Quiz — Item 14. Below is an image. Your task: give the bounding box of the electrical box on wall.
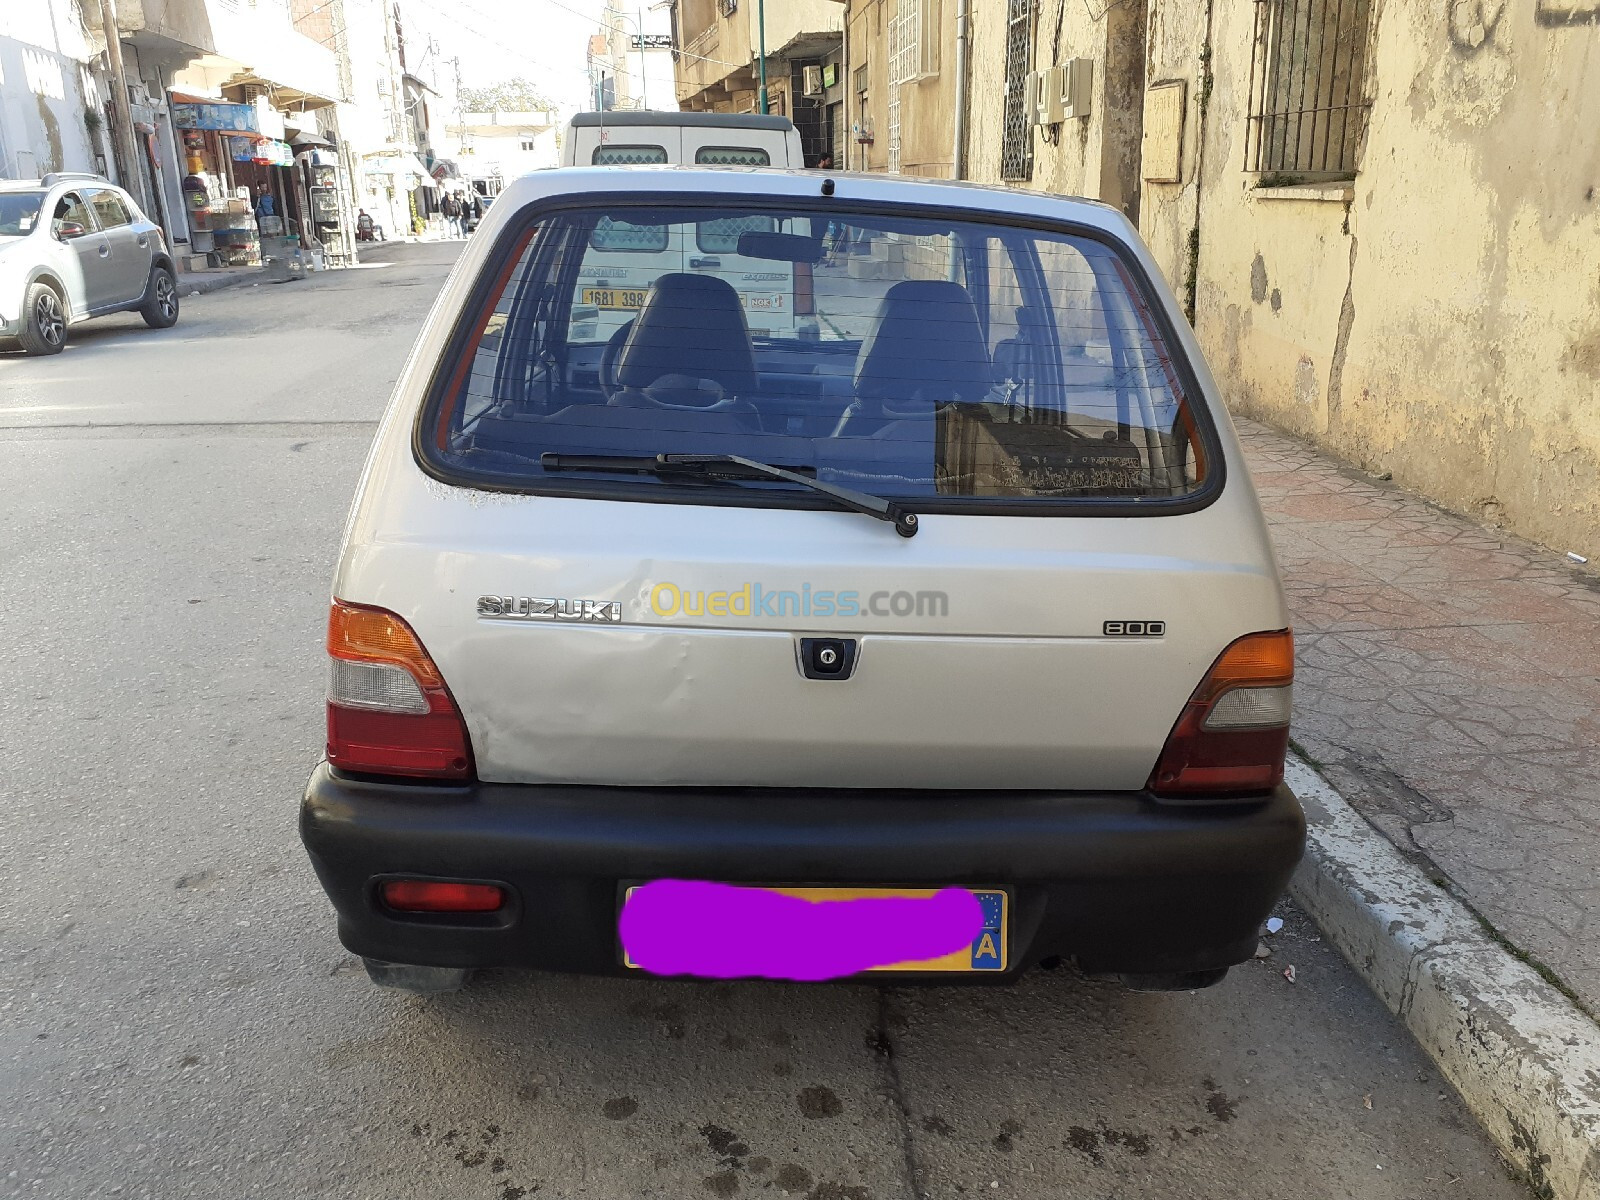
[1025,72,1050,125]
[1060,58,1093,119]
[1038,67,1066,124]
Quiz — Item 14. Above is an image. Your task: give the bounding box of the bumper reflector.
[380,880,505,913]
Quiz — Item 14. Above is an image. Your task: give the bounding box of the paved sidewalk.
[1238,418,1600,1016]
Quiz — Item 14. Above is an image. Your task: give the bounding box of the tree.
[458,77,554,114]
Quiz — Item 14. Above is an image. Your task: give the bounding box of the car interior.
[439,206,1205,500]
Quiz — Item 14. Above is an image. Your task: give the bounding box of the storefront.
[361,152,438,242]
[168,97,340,267]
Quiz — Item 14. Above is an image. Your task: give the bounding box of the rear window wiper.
[541,452,919,537]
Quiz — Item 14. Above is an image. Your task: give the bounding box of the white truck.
[562,111,812,344]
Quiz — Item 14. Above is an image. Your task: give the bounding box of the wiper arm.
[540,452,919,538]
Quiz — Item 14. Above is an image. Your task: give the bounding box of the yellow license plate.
[582,287,648,310]
[621,885,1007,974]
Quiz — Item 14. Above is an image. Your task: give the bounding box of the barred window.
[592,144,670,165]
[694,146,772,165]
[1000,0,1034,182]
[1244,0,1374,179]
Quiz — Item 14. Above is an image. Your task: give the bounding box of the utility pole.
[94,0,149,213]
[757,0,769,114]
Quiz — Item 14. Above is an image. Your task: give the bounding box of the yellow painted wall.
[1140,0,1600,553]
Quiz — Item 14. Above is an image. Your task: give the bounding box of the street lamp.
[604,8,653,110]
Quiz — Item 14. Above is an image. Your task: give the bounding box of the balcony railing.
[684,23,720,64]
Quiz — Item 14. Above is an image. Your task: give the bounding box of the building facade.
[672,0,842,164]
[0,0,108,182]
[589,0,678,113]
[779,0,1600,554]
[449,111,558,193]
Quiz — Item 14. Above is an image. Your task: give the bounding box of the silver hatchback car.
[301,167,1304,995]
[0,173,179,355]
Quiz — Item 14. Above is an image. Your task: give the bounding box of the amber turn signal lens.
[1208,629,1293,685]
[328,600,443,687]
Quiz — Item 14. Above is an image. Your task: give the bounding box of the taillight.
[326,600,473,780]
[380,880,505,913]
[1149,630,1293,798]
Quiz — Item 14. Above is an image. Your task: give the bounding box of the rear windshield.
[0,191,46,237]
[422,199,1215,509]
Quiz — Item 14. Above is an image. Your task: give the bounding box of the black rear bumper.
[300,764,1305,979]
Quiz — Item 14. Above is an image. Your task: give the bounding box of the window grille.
[1244,0,1374,179]
[886,1,920,172]
[1000,0,1034,182]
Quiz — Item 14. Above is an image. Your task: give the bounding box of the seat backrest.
[616,273,759,395]
[853,279,993,404]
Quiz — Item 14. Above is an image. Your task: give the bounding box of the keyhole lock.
[798,638,858,680]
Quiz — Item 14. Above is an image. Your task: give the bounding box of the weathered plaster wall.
[0,0,100,179]
[964,0,1143,209]
[1138,0,1209,309]
[1151,0,1600,553]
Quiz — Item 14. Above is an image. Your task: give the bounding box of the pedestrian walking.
[441,191,462,238]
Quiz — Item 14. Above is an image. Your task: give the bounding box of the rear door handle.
[689,257,722,270]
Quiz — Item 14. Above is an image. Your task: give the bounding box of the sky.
[406,0,623,116]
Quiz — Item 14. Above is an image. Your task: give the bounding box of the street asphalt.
[0,241,1534,1199]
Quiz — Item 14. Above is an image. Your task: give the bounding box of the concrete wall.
[0,0,101,179]
[1140,0,1600,554]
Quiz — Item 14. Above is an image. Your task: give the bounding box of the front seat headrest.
[854,279,993,403]
[616,273,759,396]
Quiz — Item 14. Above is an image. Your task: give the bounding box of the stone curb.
[179,269,261,297]
[1286,756,1600,1200]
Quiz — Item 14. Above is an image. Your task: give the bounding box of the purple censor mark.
[619,880,986,981]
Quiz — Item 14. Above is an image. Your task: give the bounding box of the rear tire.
[17,282,66,355]
[140,265,180,329]
[1119,968,1230,992]
[362,957,472,994]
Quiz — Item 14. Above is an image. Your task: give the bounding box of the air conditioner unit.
[802,65,824,96]
[1060,57,1094,119]
[241,84,268,103]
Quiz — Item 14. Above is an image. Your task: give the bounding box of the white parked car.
[300,166,1304,994]
[0,173,179,356]
[563,112,811,345]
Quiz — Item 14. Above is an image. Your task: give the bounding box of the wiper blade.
[540,452,919,538]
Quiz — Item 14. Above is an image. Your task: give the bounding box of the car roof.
[504,165,1128,237]
[0,175,117,194]
[567,111,793,131]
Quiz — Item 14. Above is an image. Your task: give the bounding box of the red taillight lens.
[326,600,473,780]
[1150,630,1294,798]
[380,880,505,913]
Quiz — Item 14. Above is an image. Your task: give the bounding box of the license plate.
[582,287,648,310]
[621,885,1008,974]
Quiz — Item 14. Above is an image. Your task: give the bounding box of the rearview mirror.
[736,231,824,264]
[56,221,88,240]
